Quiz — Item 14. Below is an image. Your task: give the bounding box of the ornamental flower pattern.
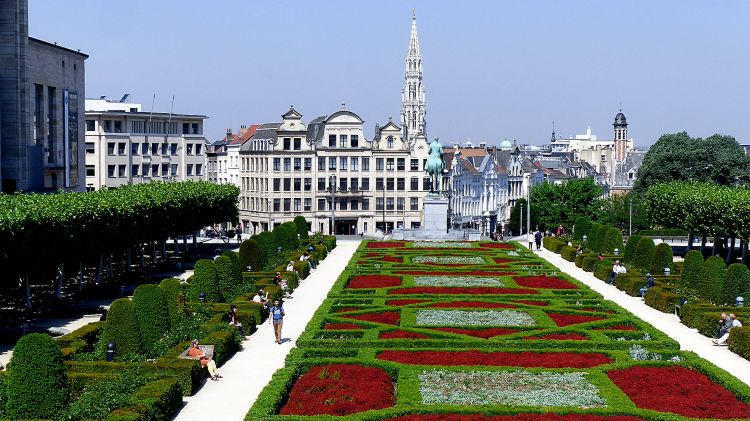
[416,309,536,327]
[412,241,474,248]
[412,256,486,265]
[414,276,505,287]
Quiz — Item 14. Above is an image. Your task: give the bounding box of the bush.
[273,222,299,250]
[187,259,221,302]
[650,242,674,275]
[594,262,613,281]
[729,326,750,360]
[602,227,624,254]
[644,286,679,313]
[575,253,588,268]
[63,367,147,420]
[293,216,309,240]
[722,263,750,306]
[215,255,243,302]
[614,272,648,296]
[5,333,69,419]
[588,223,603,252]
[107,377,183,420]
[57,320,105,359]
[294,260,311,280]
[160,278,185,327]
[132,284,170,356]
[681,250,705,297]
[699,256,726,304]
[239,239,262,272]
[582,256,598,272]
[573,217,592,241]
[253,231,278,269]
[542,237,565,253]
[623,234,642,264]
[560,246,577,261]
[101,298,142,359]
[633,237,656,272]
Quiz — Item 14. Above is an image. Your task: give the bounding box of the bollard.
[106,342,116,362]
[738,296,745,307]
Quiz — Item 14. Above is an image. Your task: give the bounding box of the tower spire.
[400,11,426,143]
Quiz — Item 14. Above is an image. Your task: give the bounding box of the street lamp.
[519,203,524,236]
[382,181,386,234]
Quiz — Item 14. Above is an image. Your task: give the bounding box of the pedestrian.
[556,224,565,237]
[269,300,285,344]
[527,232,534,250]
[236,224,242,243]
[534,229,542,251]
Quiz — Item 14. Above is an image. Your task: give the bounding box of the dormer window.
[387,136,394,149]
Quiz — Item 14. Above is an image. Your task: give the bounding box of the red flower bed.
[396,270,514,276]
[514,275,579,290]
[377,350,612,368]
[382,255,403,263]
[279,364,395,416]
[493,257,514,264]
[367,241,405,248]
[362,252,379,258]
[608,366,750,419]
[379,330,430,339]
[513,300,549,306]
[386,415,643,421]
[386,299,429,306]
[422,262,473,267]
[430,327,518,339]
[548,313,605,327]
[428,301,516,309]
[596,324,637,331]
[389,287,539,295]
[479,243,515,249]
[348,275,402,289]
[343,311,400,325]
[324,323,363,330]
[524,333,588,341]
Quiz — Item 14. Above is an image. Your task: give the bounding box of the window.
[103,120,112,132]
[131,165,139,177]
[283,138,291,150]
[376,177,384,190]
[86,165,95,177]
[196,164,203,175]
[294,198,301,211]
[351,134,359,147]
[411,177,419,190]
[119,165,126,178]
[85,142,95,155]
[171,164,178,176]
[195,144,202,155]
[376,197,384,211]
[183,123,190,134]
[318,157,326,170]
[304,198,311,211]
[600,154,607,162]
[185,164,192,176]
[387,136,394,149]
[107,143,115,155]
[397,178,405,191]
[318,198,326,211]
[283,198,291,211]
[411,159,419,171]
[161,143,168,155]
[141,143,148,155]
[284,158,291,171]
[107,165,115,178]
[340,134,347,148]
[273,158,281,171]
[361,178,370,190]
[294,158,301,171]
[386,158,394,171]
[114,121,122,133]
[152,164,159,177]
[376,158,384,171]
[628,171,634,180]
[397,158,405,171]
[304,178,312,191]
[329,157,337,170]
[283,178,291,191]
[339,178,348,191]
[273,199,281,212]
[131,120,145,133]
[328,134,336,148]
[362,157,370,171]
[351,157,359,171]
[131,143,140,155]
[171,143,178,155]
[339,198,348,210]
[351,199,359,210]
[362,199,370,210]
[340,157,348,170]
[318,178,326,190]
[351,178,359,191]
[118,143,126,155]
[85,120,95,131]
[410,197,419,210]
[152,143,159,155]
[304,158,312,171]
[294,138,301,150]
[397,197,405,211]
[423,177,431,190]
[293,178,301,191]
[386,197,394,210]
[273,179,281,192]
[386,178,394,191]
[187,144,193,155]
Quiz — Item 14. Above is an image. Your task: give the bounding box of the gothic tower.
[400,12,426,144]
[613,110,628,162]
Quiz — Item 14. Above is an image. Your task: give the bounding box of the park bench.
[178,344,214,361]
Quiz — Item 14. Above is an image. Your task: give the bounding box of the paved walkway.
[173,238,361,421]
[529,244,750,387]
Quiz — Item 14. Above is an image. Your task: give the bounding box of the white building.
[84,97,208,190]
[400,13,427,143]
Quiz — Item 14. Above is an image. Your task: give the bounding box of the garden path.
[173,238,361,421]
[530,244,750,387]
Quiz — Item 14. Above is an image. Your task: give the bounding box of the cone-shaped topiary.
[603,227,624,254]
[5,333,69,419]
[187,259,221,302]
[159,278,185,327]
[699,256,726,304]
[101,298,142,358]
[273,222,299,250]
[588,223,603,253]
[132,284,170,356]
[573,217,592,241]
[722,263,750,306]
[680,250,704,297]
[293,216,309,239]
[633,237,655,272]
[238,239,262,272]
[215,255,243,302]
[623,235,642,264]
[650,242,675,275]
[252,231,278,269]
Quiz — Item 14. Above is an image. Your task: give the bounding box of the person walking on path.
[556,224,566,237]
[534,229,542,250]
[269,300,285,344]
[527,232,534,250]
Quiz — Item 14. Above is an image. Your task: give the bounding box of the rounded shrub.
[650,242,675,275]
[159,278,185,327]
[252,231,278,268]
[132,284,170,356]
[293,216,309,240]
[101,298,142,358]
[573,217,592,241]
[722,263,750,306]
[588,223,603,252]
[699,256,726,304]
[187,259,221,302]
[5,333,69,419]
[633,237,656,272]
[238,239,262,272]
[623,235,642,264]
[603,227,624,254]
[273,222,299,250]
[560,246,577,262]
[582,256,598,272]
[680,250,704,295]
[575,253,588,268]
[215,255,243,302]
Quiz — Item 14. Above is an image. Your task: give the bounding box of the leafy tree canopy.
[529,178,604,231]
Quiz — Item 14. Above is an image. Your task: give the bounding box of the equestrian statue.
[425,137,445,194]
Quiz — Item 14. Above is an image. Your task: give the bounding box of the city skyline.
[29,0,750,147]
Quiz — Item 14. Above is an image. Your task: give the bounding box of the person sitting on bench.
[608,260,626,284]
[188,339,221,381]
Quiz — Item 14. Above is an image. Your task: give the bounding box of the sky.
[30,1,750,148]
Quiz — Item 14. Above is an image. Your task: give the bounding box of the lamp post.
[382,182,386,233]
[329,174,337,235]
[629,196,632,236]
[526,175,532,237]
[519,203,524,237]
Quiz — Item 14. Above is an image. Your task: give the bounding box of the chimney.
[226,128,232,140]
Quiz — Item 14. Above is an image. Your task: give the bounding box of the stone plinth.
[422,195,448,237]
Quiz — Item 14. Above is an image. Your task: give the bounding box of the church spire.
[400,11,426,143]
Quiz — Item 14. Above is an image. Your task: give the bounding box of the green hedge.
[602,227,623,255]
[542,237,565,253]
[101,298,142,359]
[729,327,750,360]
[215,254,243,302]
[594,262,613,281]
[681,250,704,296]
[723,263,750,306]
[239,239,262,272]
[253,231,278,269]
[560,246,577,261]
[575,253,587,268]
[581,256,598,272]
[573,217,592,241]
[651,242,674,275]
[633,237,655,272]
[293,216,309,240]
[133,284,170,357]
[294,260,311,280]
[614,272,648,296]
[273,222,299,251]
[188,259,221,302]
[622,234,642,264]
[160,278,185,327]
[644,286,679,313]
[588,223,603,253]
[106,377,183,421]
[57,320,105,359]
[699,256,726,304]
[5,333,69,419]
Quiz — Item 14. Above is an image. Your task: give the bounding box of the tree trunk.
[23,274,31,309]
[152,242,157,264]
[687,232,694,251]
[742,240,749,266]
[193,232,197,247]
[139,245,145,270]
[95,254,103,286]
[726,237,735,264]
[107,254,114,278]
[183,234,189,252]
[712,236,720,256]
[127,247,132,272]
[55,263,64,300]
[78,262,84,292]
[700,234,707,256]
[161,239,168,260]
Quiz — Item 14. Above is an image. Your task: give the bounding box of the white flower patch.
[412,256,485,265]
[419,370,605,407]
[413,276,504,287]
[412,241,473,248]
[416,310,536,327]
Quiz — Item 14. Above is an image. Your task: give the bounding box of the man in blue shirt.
[269,300,285,344]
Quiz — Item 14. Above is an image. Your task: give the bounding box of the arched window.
[387,136,394,149]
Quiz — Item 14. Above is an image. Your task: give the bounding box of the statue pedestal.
[422,195,449,237]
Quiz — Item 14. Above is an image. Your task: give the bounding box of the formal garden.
[247,240,750,420]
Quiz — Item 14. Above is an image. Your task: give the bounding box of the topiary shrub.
[294,260,310,280]
[238,239,262,273]
[187,259,221,302]
[575,253,588,268]
[215,255,243,302]
[252,231,278,269]
[132,284,170,356]
[5,333,69,419]
[560,246,577,262]
[594,263,614,281]
[650,242,675,276]
[680,250,704,297]
[573,217,592,241]
[582,256,598,272]
[588,223,603,252]
[293,216,309,240]
[722,263,750,306]
[602,227,624,255]
[644,286,680,313]
[623,234,642,264]
[273,222,299,250]
[633,237,655,272]
[728,326,750,360]
[100,298,142,359]
[159,278,185,327]
[699,256,726,304]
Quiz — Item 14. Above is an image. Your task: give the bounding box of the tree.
[508,198,537,235]
[573,217,592,241]
[187,259,221,302]
[597,192,650,233]
[215,254,243,302]
[529,178,605,231]
[722,263,750,306]
[159,278,185,327]
[603,227,624,254]
[293,216,309,240]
